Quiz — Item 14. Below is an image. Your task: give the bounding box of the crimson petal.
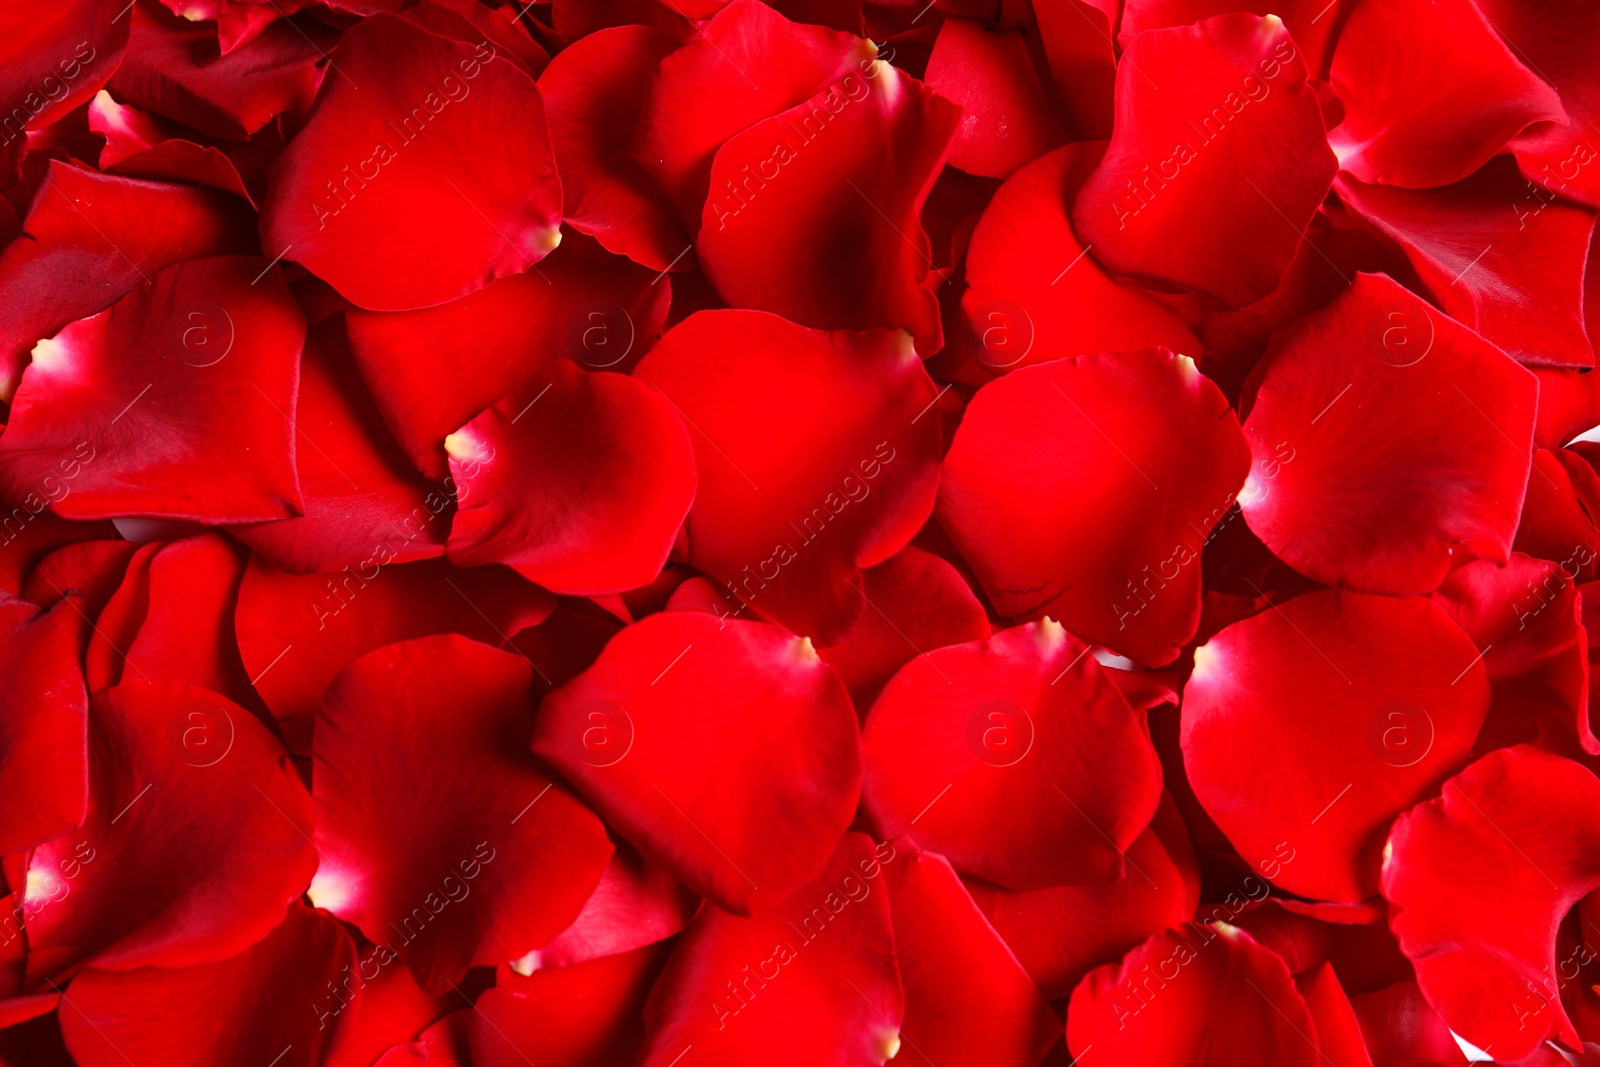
[518,842,698,971]
[534,611,861,914]
[923,18,1067,179]
[311,634,613,993]
[0,595,87,856]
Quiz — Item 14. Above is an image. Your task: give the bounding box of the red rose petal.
[444,359,695,596]
[1183,589,1489,902]
[1073,14,1337,307]
[19,539,137,621]
[233,555,554,751]
[0,161,254,400]
[1230,899,1414,996]
[344,231,671,478]
[402,0,550,78]
[472,942,671,1067]
[883,843,1059,1067]
[1298,962,1376,1067]
[960,143,1200,376]
[964,827,1190,999]
[1030,0,1115,140]
[310,634,614,993]
[632,310,942,644]
[861,620,1163,890]
[1328,0,1566,189]
[534,611,861,914]
[1516,449,1600,583]
[519,842,698,971]
[232,319,451,574]
[923,17,1067,179]
[0,254,305,524]
[58,904,354,1067]
[631,0,875,225]
[696,59,957,351]
[260,13,562,311]
[637,832,904,1067]
[1067,924,1321,1067]
[1239,272,1538,595]
[938,349,1249,666]
[818,544,990,714]
[1119,0,1341,75]
[24,682,316,977]
[0,595,88,856]
[1336,161,1596,370]
[1383,745,1600,1061]
[0,1,128,145]
[107,1,329,141]
[538,25,689,271]
[1349,981,1469,1067]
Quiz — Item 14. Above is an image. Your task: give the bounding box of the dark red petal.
[538,26,689,271]
[883,843,1059,1067]
[1432,553,1593,755]
[637,832,905,1067]
[923,18,1067,179]
[0,513,117,597]
[1328,0,1566,189]
[25,682,316,976]
[1183,589,1489,902]
[1067,924,1321,1067]
[534,611,861,914]
[1348,981,1469,1067]
[1073,14,1337,307]
[517,842,698,971]
[938,349,1249,666]
[631,0,875,224]
[444,360,695,596]
[1516,449,1600,584]
[1030,0,1115,140]
[696,59,957,352]
[0,1,127,139]
[234,555,554,751]
[1239,272,1538,595]
[472,942,671,1067]
[0,161,254,400]
[19,540,137,621]
[344,231,671,478]
[311,634,613,993]
[960,143,1200,376]
[260,14,562,311]
[861,620,1163,890]
[58,904,354,1067]
[1230,899,1414,996]
[1298,963,1375,1067]
[632,310,942,644]
[0,595,87,856]
[819,545,990,714]
[372,1014,471,1067]
[1119,0,1342,75]
[0,254,305,523]
[107,1,329,140]
[402,0,550,78]
[231,320,450,574]
[965,827,1190,999]
[1336,162,1596,369]
[321,941,456,1067]
[1384,745,1600,1061]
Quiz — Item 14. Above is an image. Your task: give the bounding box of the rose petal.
[0,594,88,856]
[1073,14,1337,307]
[1183,589,1489,902]
[534,611,861,914]
[1119,0,1342,75]
[1298,963,1376,1067]
[0,0,128,147]
[520,841,698,971]
[861,619,1163,890]
[1348,981,1469,1067]
[311,634,614,993]
[632,310,941,644]
[260,13,562,311]
[924,17,1067,179]
[938,348,1248,666]
[1238,272,1538,595]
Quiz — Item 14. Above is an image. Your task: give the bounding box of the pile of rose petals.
[4,0,1600,1064]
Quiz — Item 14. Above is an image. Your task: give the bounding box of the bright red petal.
[923,18,1067,179]
[519,842,698,971]
[0,595,88,856]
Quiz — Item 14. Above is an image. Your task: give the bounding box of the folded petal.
[1383,745,1600,1061]
[637,832,905,1067]
[1336,161,1596,370]
[960,143,1200,376]
[697,59,957,351]
[862,620,1163,890]
[1073,14,1337,307]
[632,310,942,644]
[261,13,562,311]
[0,595,88,856]
[938,349,1248,666]
[534,611,861,914]
[1067,923,1321,1067]
[1183,589,1489,902]
[0,254,305,523]
[311,634,614,993]
[1239,272,1538,595]
[0,161,254,400]
[24,682,316,977]
[444,360,695,596]
[517,842,698,971]
[924,18,1067,179]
